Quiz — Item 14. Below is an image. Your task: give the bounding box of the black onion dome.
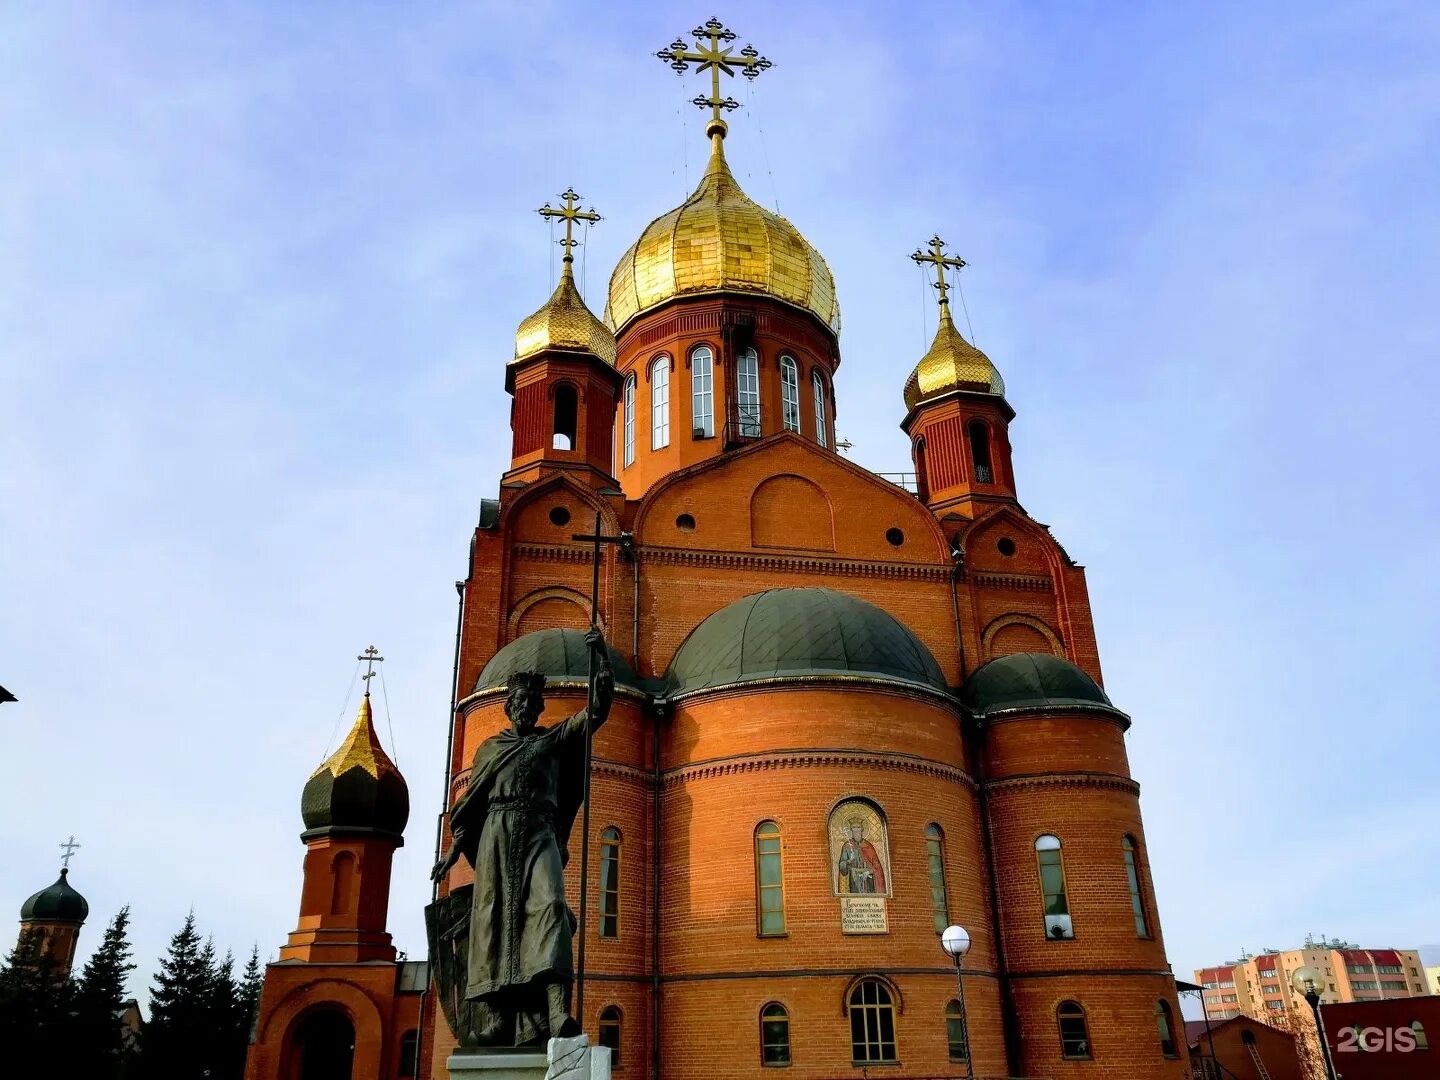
[20,868,89,925]
[301,696,409,838]
[474,628,639,694]
[961,652,1128,721]
[665,587,949,697]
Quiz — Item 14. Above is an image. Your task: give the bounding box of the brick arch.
[841,973,905,1015]
[507,585,596,639]
[259,978,385,1080]
[750,473,835,550]
[981,613,1063,658]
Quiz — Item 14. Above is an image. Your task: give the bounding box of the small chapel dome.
[961,652,1127,722]
[473,628,640,695]
[903,305,1006,412]
[665,587,948,698]
[20,868,89,926]
[604,135,841,338]
[513,264,618,368]
[301,696,409,838]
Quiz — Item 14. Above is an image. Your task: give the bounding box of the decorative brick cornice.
[511,543,593,564]
[983,772,1141,797]
[664,749,977,791]
[970,571,1053,592]
[638,546,951,582]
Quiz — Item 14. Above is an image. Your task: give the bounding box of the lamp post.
[1291,965,1338,1080]
[941,925,973,1077]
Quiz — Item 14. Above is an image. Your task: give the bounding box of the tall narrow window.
[1035,834,1073,938]
[812,371,828,447]
[330,852,356,916]
[650,357,670,449]
[780,356,800,432]
[598,1006,621,1066]
[737,347,761,437]
[398,1029,418,1077]
[925,824,949,932]
[760,1002,791,1066]
[945,999,968,1061]
[599,827,621,938]
[691,346,714,438]
[848,979,897,1064]
[755,820,786,936]
[552,383,577,450]
[1155,1000,1177,1057]
[1057,1001,1091,1059]
[622,373,636,466]
[1123,835,1150,937]
[968,420,993,483]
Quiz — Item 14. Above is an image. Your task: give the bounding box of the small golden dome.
[605,136,841,337]
[903,306,1006,411]
[514,262,617,367]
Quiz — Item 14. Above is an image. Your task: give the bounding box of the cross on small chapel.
[912,235,968,311]
[59,835,80,870]
[656,17,772,134]
[358,645,384,697]
[537,189,601,267]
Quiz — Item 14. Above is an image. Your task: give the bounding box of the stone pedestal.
[447,1035,611,1080]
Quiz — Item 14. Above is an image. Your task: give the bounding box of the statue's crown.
[506,671,546,695]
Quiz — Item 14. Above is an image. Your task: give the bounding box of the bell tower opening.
[968,420,993,483]
[552,383,578,450]
[292,1008,355,1080]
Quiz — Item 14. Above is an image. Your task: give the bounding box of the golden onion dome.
[605,135,841,337]
[903,304,1006,411]
[514,260,617,367]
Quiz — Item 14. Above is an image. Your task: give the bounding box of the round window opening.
[676,513,696,533]
[886,527,905,547]
[997,537,1016,557]
[549,506,571,527]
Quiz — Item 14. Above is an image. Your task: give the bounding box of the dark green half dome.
[962,652,1126,720]
[665,588,949,697]
[473,628,639,694]
[20,868,88,925]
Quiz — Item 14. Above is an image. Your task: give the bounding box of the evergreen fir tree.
[205,947,243,1080]
[143,911,209,1079]
[0,928,75,1074]
[73,906,138,1078]
[236,947,263,1069]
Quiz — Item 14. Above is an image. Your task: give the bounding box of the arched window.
[812,371,828,447]
[760,1002,791,1066]
[1123,836,1151,937]
[780,355,801,432]
[968,419,993,483]
[848,979,897,1064]
[737,347,761,437]
[1156,1000,1177,1057]
[914,437,928,500]
[330,852,356,916]
[945,999,968,1061]
[398,1028,418,1076]
[599,827,621,938]
[1057,1001,1091,1059]
[552,383,577,450]
[925,824,949,932]
[755,820,786,936]
[598,1006,621,1066]
[691,346,714,438]
[1413,1020,1429,1050]
[650,357,670,449]
[622,373,636,467]
[1035,835,1072,938]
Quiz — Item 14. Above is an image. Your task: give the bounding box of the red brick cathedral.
[249,24,1186,1080]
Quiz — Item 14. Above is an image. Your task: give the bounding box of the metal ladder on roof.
[1246,1040,1274,1080]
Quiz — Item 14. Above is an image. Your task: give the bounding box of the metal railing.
[723,402,764,446]
[876,471,919,494]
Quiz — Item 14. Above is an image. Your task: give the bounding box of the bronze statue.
[430,628,614,1048]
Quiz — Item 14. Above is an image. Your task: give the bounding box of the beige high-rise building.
[1195,940,1431,1024]
[1426,964,1440,995]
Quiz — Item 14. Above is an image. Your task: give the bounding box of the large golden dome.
[605,136,841,337]
[903,305,1006,411]
[514,261,617,367]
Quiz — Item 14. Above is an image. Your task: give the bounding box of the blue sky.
[3,2,1438,1011]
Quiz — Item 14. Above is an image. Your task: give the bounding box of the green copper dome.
[20,868,89,925]
[665,588,948,697]
[474,628,640,694]
[961,652,1127,721]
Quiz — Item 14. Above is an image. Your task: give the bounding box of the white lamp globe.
[1292,965,1323,996]
[941,925,972,958]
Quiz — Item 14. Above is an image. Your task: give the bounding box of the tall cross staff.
[656,17,772,137]
[912,235,967,315]
[59,835,81,870]
[568,511,629,1024]
[358,645,384,698]
[537,189,601,276]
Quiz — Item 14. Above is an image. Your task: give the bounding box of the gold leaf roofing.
[312,696,403,782]
[604,135,841,337]
[903,306,1006,411]
[514,263,618,367]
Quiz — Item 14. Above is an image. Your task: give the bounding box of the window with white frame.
[691,346,714,438]
[780,355,800,432]
[650,357,670,449]
[623,373,636,466]
[737,347,761,436]
[812,371,827,447]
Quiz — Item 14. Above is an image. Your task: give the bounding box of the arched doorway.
[291,1008,355,1080]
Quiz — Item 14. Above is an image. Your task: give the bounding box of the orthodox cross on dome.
[656,16,772,138]
[912,235,967,313]
[358,645,384,698]
[537,188,601,270]
[59,835,80,870]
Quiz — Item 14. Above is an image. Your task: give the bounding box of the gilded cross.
[537,189,601,267]
[912,235,968,311]
[59,835,80,869]
[656,16,772,136]
[358,645,384,697]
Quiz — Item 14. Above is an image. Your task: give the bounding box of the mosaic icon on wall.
[829,799,891,898]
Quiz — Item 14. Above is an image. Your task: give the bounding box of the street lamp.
[1291,965,1338,1080]
[941,925,973,1077]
